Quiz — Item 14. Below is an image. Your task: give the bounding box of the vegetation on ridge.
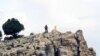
[2,18,24,38]
[0,31,2,37]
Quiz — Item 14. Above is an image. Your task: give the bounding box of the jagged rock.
[0,30,96,56]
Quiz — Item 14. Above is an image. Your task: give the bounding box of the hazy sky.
[0,0,100,56]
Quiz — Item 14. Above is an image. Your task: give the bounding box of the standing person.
[44,25,48,33]
[52,25,57,31]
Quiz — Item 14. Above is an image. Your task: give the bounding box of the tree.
[0,31,2,37]
[2,18,24,38]
[30,32,34,36]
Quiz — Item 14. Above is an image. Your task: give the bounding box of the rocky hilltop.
[0,30,96,56]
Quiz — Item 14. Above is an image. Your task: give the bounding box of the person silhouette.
[44,25,48,33]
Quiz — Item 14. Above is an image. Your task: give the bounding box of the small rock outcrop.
[0,30,96,56]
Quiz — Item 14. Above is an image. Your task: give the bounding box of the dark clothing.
[44,25,48,33]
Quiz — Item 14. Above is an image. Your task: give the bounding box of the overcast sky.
[0,0,100,56]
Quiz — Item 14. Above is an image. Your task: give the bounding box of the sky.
[0,0,100,56]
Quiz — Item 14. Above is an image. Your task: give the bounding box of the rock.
[0,30,96,56]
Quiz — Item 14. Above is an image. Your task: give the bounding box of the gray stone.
[0,30,96,56]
